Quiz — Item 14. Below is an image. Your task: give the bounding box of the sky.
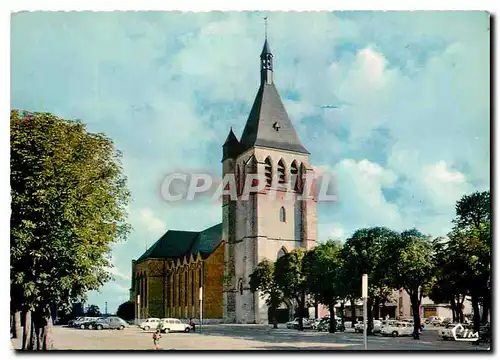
[11,11,490,314]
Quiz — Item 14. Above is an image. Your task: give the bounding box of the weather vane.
[264,16,268,39]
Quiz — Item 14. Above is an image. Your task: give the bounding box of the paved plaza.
[11,324,490,351]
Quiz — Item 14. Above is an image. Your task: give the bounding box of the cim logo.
[452,324,479,342]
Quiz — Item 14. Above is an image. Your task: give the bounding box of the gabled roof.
[136,223,223,262]
[239,83,309,154]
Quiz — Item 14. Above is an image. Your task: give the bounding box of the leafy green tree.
[447,223,490,331]
[452,190,491,327]
[385,229,435,339]
[453,191,490,229]
[303,240,343,333]
[275,249,308,331]
[342,227,399,334]
[116,301,135,321]
[10,110,131,350]
[86,305,101,317]
[249,260,283,329]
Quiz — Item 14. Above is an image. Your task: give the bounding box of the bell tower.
[222,27,317,324]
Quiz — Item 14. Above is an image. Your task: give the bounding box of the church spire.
[260,17,273,85]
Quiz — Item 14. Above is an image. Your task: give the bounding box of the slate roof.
[261,39,272,56]
[137,223,223,262]
[239,82,309,154]
[222,128,241,161]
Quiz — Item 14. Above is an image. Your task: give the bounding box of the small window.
[280,207,286,222]
[277,159,285,184]
[238,279,244,295]
[264,157,272,187]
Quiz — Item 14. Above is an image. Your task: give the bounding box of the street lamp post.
[362,274,368,351]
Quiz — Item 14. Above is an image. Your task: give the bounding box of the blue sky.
[11,11,490,314]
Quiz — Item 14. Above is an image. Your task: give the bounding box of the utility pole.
[362,274,368,351]
[105,302,108,315]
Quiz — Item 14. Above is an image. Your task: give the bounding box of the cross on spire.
[264,16,268,39]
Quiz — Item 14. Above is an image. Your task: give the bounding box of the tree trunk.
[481,289,490,323]
[314,298,318,319]
[297,292,305,331]
[374,296,380,320]
[350,297,356,327]
[41,312,53,350]
[11,310,21,339]
[450,297,457,323]
[340,302,345,328]
[22,310,31,350]
[271,304,278,329]
[367,297,373,335]
[471,293,480,332]
[409,291,421,340]
[328,303,336,333]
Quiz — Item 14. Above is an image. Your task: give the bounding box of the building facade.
[130,37,317,323]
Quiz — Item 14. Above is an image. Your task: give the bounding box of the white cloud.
[139,207,166,234]
[105,255,130,281]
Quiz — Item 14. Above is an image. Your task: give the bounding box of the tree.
[86,305,101,317]
[10,110,131,350]
[249,260,283,329]
[303,240,343,333]
[447,223,490,332]
[275,249,308,331]
[385,229,435,340]
[342,227,399,335]
[116,301,135,321]
[452,191,491,327]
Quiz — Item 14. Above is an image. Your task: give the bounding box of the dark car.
[87,316,128,330]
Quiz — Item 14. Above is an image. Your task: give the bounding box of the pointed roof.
[223,127,239,146]
[261,39,272,56]
[222,128,241,161]
[239,83,309,154]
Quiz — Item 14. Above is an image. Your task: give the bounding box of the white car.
[159,318,191,333]
[380,321,414,337]
[440,323,464,340]
[140,318,161,331]
[286,318,299,329]
[355,320,382,333]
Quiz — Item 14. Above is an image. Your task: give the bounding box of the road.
[11,324,490,351]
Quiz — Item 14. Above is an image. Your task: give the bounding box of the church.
[130,36,318,324]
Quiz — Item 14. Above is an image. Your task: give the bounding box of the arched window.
[280,206,286,222]
[191,269,195,306]
[178,272,181,306]
[291,161,298,190]
[278,159,286,184]
[277,247,287,259]
[185,271,188,305]
[238,279,244,295]
[144,274,148,306]
[265,157,272,187]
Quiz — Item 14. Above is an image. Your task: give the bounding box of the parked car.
[286,318,299,329]
[87,316,128,330]
[380,321,413,337]
[140,318,161,331]
[158,318,191,333]
[68,317,85,327]
[75,317,100,329]
[430,317,444,326]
